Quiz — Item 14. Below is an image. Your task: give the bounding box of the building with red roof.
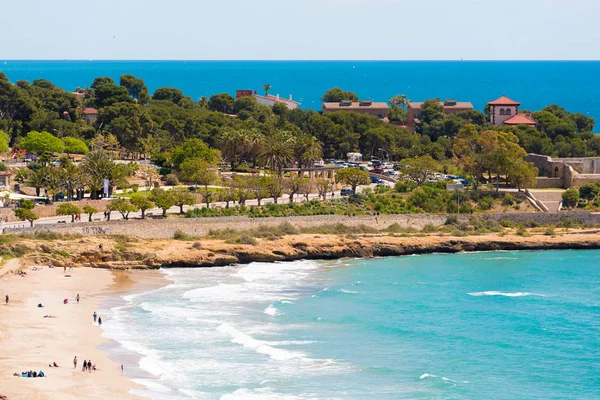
[488,95,535,127]
[503,114,537,126]
[82,107,98,124]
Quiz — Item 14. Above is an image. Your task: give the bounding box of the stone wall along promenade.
[5,211,600,239]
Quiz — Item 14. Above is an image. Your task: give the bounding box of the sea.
[100,250,600,399]
[1,61,600,128]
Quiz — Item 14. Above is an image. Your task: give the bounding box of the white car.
[382,163,393,169]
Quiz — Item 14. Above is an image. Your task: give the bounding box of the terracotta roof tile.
[489,95,520,106]
[504,114,536,125]
[82,108,98,115]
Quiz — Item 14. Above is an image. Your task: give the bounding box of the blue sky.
[1,0,599,60]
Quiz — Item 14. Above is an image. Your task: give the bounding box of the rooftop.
[82,108,98,115]
[407,100,474,110]
[488,95,520,106]
[322,100,389,110]
[504,114,536,125]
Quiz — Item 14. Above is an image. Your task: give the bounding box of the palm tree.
[258,130,294,174]
[218,128,247,169]
[263,83,272,96]
[81,150,126,198]
[27,170,45,197]
[292,135,323,169]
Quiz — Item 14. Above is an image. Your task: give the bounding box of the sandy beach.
[0,264,155,400]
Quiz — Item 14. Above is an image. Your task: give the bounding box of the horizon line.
[2,59,600,62]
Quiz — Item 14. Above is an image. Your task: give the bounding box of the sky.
[1,0,599,60]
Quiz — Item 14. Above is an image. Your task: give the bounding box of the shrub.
[445,215,459,225]
[394,180,417,193]
[173,229,192,240]
[421,224,437,233]
[502,193,515,206]
[499,219,516,228]
[477,195,494,211]
[577,199,588,208]
[159,166,171,176]
[165,174,179,186]
[516,225,527,236]
[562,188,580,208]
[544,227,556,236]
[239,235,258,246]
[192,241,202,249]
[579,183,600,200]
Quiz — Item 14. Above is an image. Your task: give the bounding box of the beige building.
[406,99,473,130]
[82,108,98,124]
[321,100,389,120]
[488,95,535,126]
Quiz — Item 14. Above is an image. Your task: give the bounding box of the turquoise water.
[103,250,600,399]
[1,61,600,126]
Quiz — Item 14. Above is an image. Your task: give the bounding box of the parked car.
[373,168,384,174]
[383,170,396,177]
[314,159,325,167]
[370,176,383,184]
[382,162,393,169]
[340,188,354,196]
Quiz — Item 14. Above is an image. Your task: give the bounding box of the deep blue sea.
[1,61,600,128]
[101,250,600,399]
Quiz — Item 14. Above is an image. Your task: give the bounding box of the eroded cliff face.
[12,232,600,270]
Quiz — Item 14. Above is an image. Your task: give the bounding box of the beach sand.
[0,264,160,400]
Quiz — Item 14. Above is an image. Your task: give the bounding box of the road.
[1,183,390,231]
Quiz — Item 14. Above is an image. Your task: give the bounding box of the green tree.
[579,183,600,200]
[335,167,369,194]
[82,205,98,222]
[207,93,235,113]
[148,188,174,217]
[265,175,284,204]
[15,208,38,227]
[263,83,272,96]
[171,187,196,214]
[248,175,269,206]
[152,87,184,104]
[64,137,89,154]
[315,177,332,200]
[285,175,308,202]
[20,131,64,154]
[179,159,219,207]
[321,88,358,102]
[258,130,294,173]
[56,203,81,222]
[0,130,9,154]
[562,188,580,208]
[172,138,221,169]
[27,169,46,196]
[119,74,146,99]
[107,198,138,220]
[399,155,438,187]
[130,194,154,219]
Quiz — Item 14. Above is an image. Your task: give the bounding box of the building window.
[505,108,512,115]
[499,108,506,115]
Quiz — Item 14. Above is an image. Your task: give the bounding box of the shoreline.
[0,265,167,400]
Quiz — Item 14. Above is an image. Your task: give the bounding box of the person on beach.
[5,295,8,304]
[73,356,77,369]
[121,364,124,374]
[88,360,92,373]
[63,265,66,274]
[82,360,87,371]
[98,317,102,326]
[93,311,97,323]
[76,293,80,303]
[69,264,73,272]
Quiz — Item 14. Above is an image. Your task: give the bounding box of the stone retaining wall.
[5,211,599,239]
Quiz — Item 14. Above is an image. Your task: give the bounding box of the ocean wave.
[264,304,281,316]
[468,291,546,297]
[420,373,468,384]
[217,323,308,361]
[339,289,358,294]
[420,373,436,379]
[220,388,306,400]
[118,340,165,377]
[442,376,469,384]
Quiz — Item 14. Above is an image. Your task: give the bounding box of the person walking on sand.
[5,295,8,304]
[88,360,92,373]
[121,364,124,374]
[76,293,80,303]
[63,265,66,274]
[98,317,102,326]
[82,360,87,372]
[93,311,97,323]
[73,356,77,369]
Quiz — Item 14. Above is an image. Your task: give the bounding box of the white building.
[236,90,300,110]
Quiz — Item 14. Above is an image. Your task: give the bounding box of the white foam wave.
[281,300,294,304]
[420,373,436,379]
[339,289,358,294]
[217,323,307,361]
[131,379,172,393]
[264,304,281,316]
[468,291,546,297]
[117,340,164,377]
[442,376,469,384]
[220,388,305,400]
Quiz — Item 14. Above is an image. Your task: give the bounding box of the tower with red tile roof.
[488,95,521,126]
